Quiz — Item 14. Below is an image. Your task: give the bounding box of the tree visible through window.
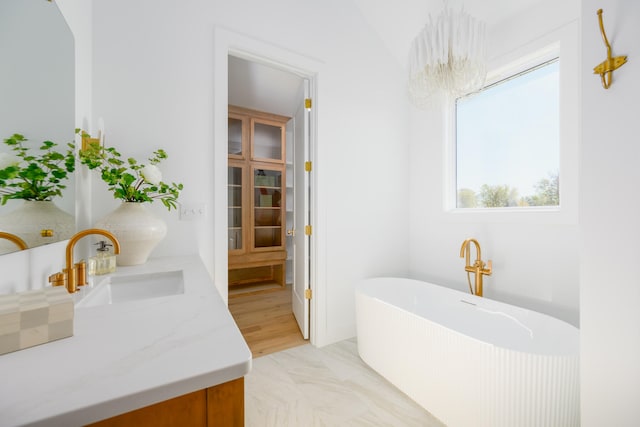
[456,59,559,209]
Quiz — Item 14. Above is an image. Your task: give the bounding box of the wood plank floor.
[228,284,307,358]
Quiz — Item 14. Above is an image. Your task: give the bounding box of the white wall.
[408,0,581,326]
[90,0,410,346]
[580,0,640,424]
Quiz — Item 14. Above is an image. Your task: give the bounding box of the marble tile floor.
[245,338,446,426]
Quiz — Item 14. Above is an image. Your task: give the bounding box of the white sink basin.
[76,270,184,308]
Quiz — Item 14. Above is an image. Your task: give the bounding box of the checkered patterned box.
[0,287,73,355]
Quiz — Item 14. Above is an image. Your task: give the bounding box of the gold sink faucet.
[459,238,492,297]
[0,231,28,251]
[49,228,121,293]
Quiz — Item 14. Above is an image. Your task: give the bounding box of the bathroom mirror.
[0,0,75,254]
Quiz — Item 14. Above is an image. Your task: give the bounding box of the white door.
[291,80,310,339]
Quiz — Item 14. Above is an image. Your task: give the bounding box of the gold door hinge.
[305,289,312,299]
[305,98,312,110]
[305,161,312,172]
[305,225,312,236]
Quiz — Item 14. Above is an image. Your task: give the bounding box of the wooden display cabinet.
[228,106,289,287]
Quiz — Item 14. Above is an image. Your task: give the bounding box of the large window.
[455,58,559,209]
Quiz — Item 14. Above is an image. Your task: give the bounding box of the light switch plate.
[179,203,206,221]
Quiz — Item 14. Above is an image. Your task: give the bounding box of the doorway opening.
[226,54,313,356]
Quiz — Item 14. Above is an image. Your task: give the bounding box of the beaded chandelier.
[408,5,487,108]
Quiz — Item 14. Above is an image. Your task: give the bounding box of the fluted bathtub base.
[355,279,579,427]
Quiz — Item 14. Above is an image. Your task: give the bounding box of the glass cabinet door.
[228,117,244,157]
[253,167,284,250]
[252,120,284,162]
[228,166,243,251]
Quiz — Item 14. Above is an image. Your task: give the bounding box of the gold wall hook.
[593,8,627,89]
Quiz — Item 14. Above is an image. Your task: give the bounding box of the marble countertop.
[0,255,252,427]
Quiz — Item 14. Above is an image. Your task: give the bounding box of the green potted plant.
[78,131,184,265]
[0,133,76,249]
[78,132,183,210]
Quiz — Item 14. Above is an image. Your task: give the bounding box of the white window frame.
[443,24,579,225]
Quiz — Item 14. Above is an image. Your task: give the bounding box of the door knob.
[286,229,295,236]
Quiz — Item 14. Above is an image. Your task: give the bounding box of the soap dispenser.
[88,241,116,276]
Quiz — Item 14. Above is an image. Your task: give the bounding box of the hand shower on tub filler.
[459,238,492,297]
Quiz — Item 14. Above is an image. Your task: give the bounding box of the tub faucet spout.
[459,238,492,297]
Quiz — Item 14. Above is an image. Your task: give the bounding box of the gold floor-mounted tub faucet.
[459,238,492,297]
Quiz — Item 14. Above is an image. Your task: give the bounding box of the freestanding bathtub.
[355,277,579,427]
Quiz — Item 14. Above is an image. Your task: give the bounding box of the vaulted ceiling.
[352,0,545,65]
[228,0,545,117]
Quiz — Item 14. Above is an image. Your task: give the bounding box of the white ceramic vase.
[0,200,74,253]
[94,202,167,266]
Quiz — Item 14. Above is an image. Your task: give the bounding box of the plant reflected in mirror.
[0,134,75,205]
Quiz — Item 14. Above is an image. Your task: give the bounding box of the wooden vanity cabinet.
[228,106,289,287]
[86,378,244,427]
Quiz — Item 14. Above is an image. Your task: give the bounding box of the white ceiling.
[352,0,545,65]
[227,1,544,116]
